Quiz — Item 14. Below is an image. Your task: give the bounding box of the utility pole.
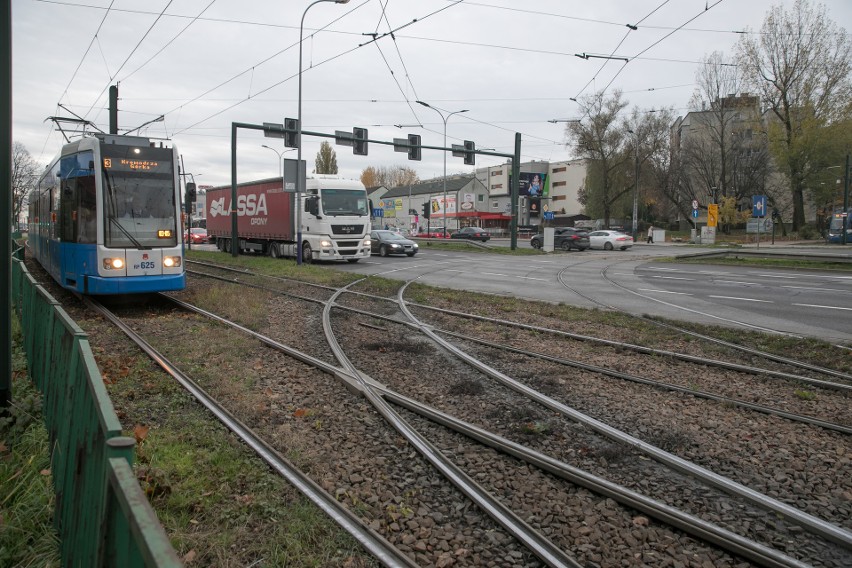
[844,153,850,246]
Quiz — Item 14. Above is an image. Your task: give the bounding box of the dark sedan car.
[370,230,419,257]
[450,227,491,242]
[530,227,589,251]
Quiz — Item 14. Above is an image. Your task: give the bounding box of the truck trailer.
[206,175,372,262]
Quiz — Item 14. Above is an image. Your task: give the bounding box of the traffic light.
[186,182,197,202]
[408,134,421,161]
[353,127,368,155]
[284,117,299,148]
[421,202,431,219]
[463,140,475,165]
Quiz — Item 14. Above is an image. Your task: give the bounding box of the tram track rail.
[22,245,852,566]
[97,287,818,568]
[183,262,852,559]
[82,296,419,568]
[37,255,847,566]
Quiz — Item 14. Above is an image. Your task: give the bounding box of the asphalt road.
[325,241,852,345]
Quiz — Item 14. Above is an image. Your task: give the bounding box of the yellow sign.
[707,203,719,227]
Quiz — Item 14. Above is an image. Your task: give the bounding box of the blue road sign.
[692,209,699,219]
[543,212,555,220]
[753,195,767,218]
[372,208,384,218]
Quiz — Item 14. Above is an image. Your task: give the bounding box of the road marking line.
[480,271,550,281]
[637,289,693,295]
[749,273,796,279]
[648,275,694,280]
[782,285,850,293]
[792,303,852,311]
[709,295,773,303]
[716,280,760,286]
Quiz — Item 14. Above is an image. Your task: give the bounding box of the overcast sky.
[12,0,852,188]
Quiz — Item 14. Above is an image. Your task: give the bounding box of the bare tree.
[314,141,338,174]
[690,52,742,198]
[737,0,852,229]
[360,165,418,188]
[12,142,41,228]
[565,90,630,227]
[626,107,677,225]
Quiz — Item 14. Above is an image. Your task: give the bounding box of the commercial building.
[379,159,588,235]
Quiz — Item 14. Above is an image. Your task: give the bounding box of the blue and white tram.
[28,134,186,294]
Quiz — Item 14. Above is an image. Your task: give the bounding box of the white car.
[588,230,634,250]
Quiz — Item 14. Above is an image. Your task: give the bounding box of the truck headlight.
[364,238,371,246]
[320,239,332,248]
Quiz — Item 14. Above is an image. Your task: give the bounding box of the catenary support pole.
[2,0,12,410]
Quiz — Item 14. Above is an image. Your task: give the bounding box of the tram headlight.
[163,256,181,268]
[103,257,124,270]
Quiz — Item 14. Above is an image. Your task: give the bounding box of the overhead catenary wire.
[81,1,176,123]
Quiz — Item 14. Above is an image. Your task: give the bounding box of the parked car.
[184,227,211,244]
[370,230,419,257]
[450,227,491,242]
[414,227,449,238]
[588,230,634,250]
[530,227,589,251]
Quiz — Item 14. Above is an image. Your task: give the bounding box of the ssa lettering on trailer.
[236,193,268,216]
[208,194,269,218]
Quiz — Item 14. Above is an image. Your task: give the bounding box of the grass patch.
[104,330,375,566]
[0,317,60,568]
[793,389,817,401]
[186,249,360,287]
[415,239,543,255]
[666,254,852,272]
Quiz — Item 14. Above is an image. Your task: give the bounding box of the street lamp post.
[416,100,468,237]
[298,0,350,265]
[261,144,294,177]
[262,145,294,218]
[627,129,639,242]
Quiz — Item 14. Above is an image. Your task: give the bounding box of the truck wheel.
[380,244,389,257]
[301,242,313,263]
[269,243,281,258]
[223,239,231,253]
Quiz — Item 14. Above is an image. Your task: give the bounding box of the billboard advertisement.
[518,172,548,197]
[430,196,457,216]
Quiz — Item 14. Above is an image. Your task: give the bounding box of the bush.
[797,224,817,240]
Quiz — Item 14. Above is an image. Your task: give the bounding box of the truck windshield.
[101,145,178,248]
[320,188,369,216]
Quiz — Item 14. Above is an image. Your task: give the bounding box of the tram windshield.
[101,144,178,248]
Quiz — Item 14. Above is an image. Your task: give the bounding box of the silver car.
[588,230,634,250]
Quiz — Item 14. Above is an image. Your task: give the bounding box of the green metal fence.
[11,247,181,567]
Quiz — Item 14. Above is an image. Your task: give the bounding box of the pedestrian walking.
[647,225,654,244]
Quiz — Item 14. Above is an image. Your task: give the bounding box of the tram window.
[59,178,76,242]
[78,178,97,243]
